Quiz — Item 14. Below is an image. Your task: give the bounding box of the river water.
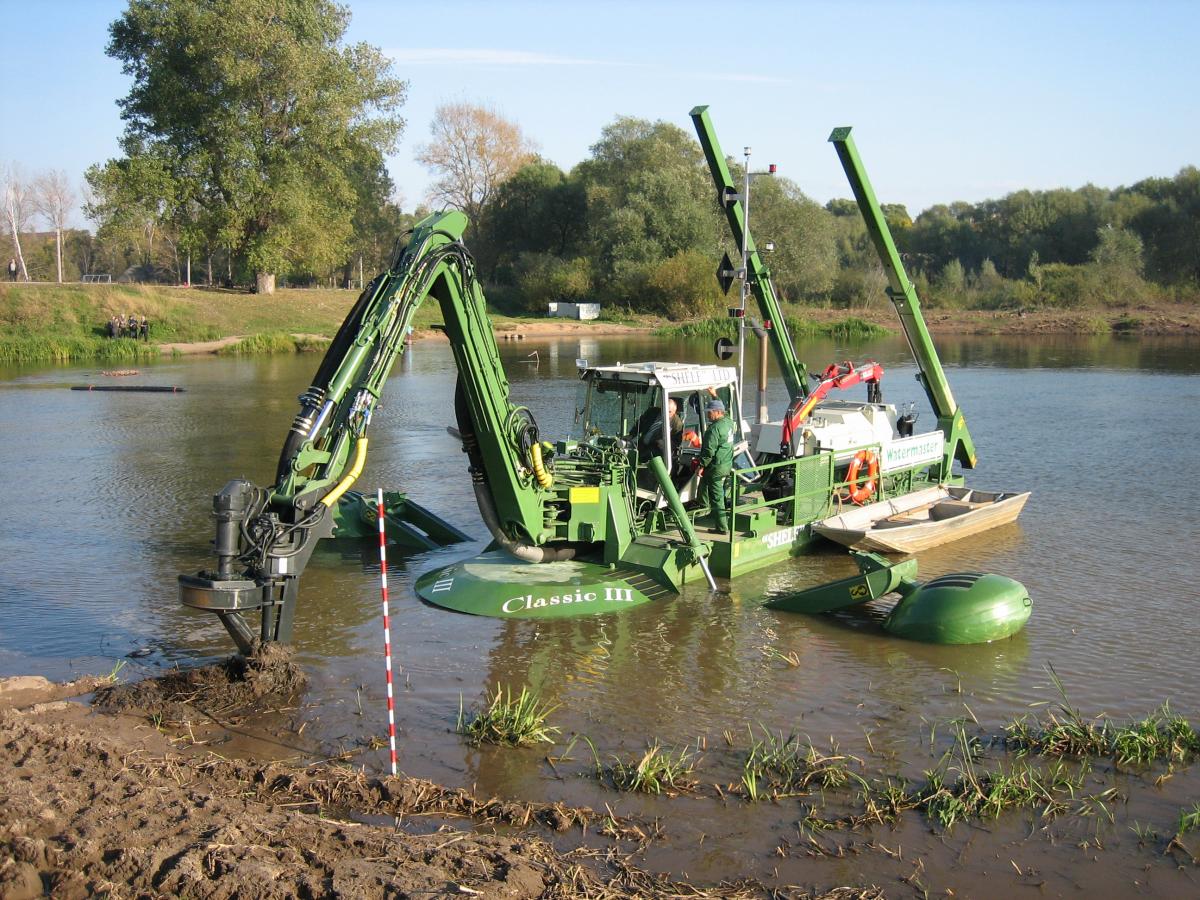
[2,332,1198,897]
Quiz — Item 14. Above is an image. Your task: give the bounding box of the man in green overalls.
[698,397,735,532]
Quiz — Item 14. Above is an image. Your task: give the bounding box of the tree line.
[440,115,1197,317]
[6,0,1197,312]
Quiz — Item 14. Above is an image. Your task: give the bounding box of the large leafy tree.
[95,0,405,292]
[575,117,720,304]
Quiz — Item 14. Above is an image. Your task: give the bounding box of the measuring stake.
[377,488,398,777]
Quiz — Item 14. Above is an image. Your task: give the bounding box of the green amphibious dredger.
[180,109,1031,650]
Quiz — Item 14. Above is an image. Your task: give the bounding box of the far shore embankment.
[2,280,1197,364]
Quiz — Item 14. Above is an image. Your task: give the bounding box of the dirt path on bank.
[0,665,879,900]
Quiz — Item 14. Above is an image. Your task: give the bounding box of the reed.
[1006,667,1200,765]
[654,315,889,341]
[216,332,330,355]
[741,728,861,801]
[455,684,560,747]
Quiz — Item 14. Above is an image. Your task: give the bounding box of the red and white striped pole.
[377,488,398,777]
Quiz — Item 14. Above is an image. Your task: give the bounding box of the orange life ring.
[843,450,878,504]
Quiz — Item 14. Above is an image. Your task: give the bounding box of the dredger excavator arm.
[828,127,977,472]
[690,105,809,400]
[180,211,582,654]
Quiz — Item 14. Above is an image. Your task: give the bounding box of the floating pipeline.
[70,385,186,393]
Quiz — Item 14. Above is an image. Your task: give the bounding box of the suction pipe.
[648,456,719,591]
[471,480,575,563]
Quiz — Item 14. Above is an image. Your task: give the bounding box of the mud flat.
[0,659,879,900]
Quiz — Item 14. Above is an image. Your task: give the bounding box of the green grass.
[654,314,890,341]
[741,728,861,801]
[0,281,525,362]
[455,683,560,747]
[584,737,699,795]
[1178,803,1200,835]
[1005,666,1200,765]
[0,335,164,363]
[216,332,331,355]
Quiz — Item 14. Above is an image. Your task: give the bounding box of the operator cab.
[574,361,747,506]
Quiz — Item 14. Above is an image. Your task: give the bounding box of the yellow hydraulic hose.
[321,437,368,507]
[530,441,554,489]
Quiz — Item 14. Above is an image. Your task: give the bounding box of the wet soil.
[0,663,881,900]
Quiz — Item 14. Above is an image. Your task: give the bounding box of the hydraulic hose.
[320,437,368,508]
[471,481,575,563]
[454,377,573,563]
[529,442,554,489]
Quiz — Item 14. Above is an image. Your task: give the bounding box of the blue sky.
[1,0,1197,228]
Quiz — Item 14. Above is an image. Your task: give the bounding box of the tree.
[416,103,538,222]
[102,0,406,293]
[33,170,76,283]
[574,117,720,304]
[739,175,838,300]
[476,160,586,276]
[85,150,177,276]
[2,164,33,281]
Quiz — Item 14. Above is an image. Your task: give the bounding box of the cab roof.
[582,361,737,392]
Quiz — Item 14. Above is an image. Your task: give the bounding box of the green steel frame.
[828,128,977,472]
[690,105,809,400]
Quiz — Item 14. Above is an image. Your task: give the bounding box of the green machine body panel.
[827,128,977,473]
[767,552,1031,644]
[884,572,1032,644]
[415,551,673,619]
[766,553,918,614]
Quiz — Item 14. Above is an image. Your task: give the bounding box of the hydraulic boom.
[181,210,636,653]
[690,105,809,400]
[828,127,977,471]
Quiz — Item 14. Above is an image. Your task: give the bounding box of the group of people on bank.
[107,314,149,340]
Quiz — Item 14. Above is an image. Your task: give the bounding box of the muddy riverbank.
[0,667,880,899]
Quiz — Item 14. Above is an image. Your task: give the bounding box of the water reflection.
[2,334,1199,887]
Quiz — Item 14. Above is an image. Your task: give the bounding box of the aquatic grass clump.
[216,332,330,355]
[741,728,862,802]
[654,315,889,341]
[584,737,699,795]
[1006,667,1200,766]
[1178,803,1200,835]
[1109,704,1200,766]
[916,721,1112,831]
[456,684,560,747]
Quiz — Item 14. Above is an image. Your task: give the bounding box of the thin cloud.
[687,71,792,85]
[388,48,627,67]
[387,48,783,85]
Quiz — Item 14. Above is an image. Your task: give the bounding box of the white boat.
[812,486,1030,554]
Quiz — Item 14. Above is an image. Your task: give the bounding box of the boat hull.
[814,488,1029,554]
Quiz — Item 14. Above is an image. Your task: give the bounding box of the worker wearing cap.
[698,397,735,531]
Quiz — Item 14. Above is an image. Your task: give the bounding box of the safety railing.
[726,444,945,544]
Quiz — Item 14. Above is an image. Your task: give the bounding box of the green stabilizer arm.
[827,128,978,472]
[690,105,808,400]
[765,551,918,615]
